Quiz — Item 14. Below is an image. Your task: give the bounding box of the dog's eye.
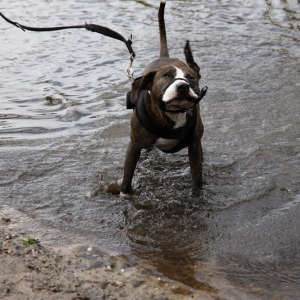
[163,73,171,78]
[187,74,196,81]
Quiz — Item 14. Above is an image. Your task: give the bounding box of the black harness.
[135,90,198,153]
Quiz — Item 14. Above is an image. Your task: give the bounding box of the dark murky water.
[1,0,300,298]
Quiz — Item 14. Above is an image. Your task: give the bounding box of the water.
[1,0,300,298]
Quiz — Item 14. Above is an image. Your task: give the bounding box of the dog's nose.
[177,82,189,94]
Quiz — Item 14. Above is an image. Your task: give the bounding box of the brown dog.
[121,0,207,195]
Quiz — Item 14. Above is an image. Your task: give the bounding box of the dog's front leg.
[188,138,203,194]
[121,141,141,194]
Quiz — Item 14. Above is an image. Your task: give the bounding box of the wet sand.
[0,206,213,300]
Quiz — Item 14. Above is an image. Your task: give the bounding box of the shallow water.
[1,0,300,298]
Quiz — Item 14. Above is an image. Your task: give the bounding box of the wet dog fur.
[121,0,204,195]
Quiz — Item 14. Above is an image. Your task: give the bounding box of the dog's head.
[131,41,202,112]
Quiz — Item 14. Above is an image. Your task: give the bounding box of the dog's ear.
[184,40,201,78]
[130,71,156,104]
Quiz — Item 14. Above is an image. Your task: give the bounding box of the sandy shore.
[0,206,213,300]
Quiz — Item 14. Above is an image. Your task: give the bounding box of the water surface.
[1,0,300,299]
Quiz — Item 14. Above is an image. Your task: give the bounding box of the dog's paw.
[191,186,203,198]
[120,191,131,199]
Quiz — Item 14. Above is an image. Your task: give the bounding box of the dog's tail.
[158,1,169,58]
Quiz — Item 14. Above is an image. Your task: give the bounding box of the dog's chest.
[154,112,187,151]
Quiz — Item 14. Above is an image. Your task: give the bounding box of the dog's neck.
[166,111,187,128]
[144,91,189,130]
[144,92,177,129]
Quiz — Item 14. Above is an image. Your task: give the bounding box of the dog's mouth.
[162,96,196,113]
[160,85,207,113]
[163,89,198,109]
[166,96,195,106]
[159,78,208,113]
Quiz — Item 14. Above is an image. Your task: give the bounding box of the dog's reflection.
[123,198,217,293]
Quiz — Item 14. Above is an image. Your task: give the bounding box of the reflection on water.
[125,197,218,293]
[1,0,300,299]
[156,250,218,293]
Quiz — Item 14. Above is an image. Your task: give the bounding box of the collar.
[135,90,197,140]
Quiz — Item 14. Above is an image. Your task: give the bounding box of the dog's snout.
[177,82,189,93]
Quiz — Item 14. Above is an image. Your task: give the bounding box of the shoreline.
[0,205,213,300]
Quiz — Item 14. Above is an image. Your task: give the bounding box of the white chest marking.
[167,111,187,128]
[154,111,187,151]
[154,137,179,150]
